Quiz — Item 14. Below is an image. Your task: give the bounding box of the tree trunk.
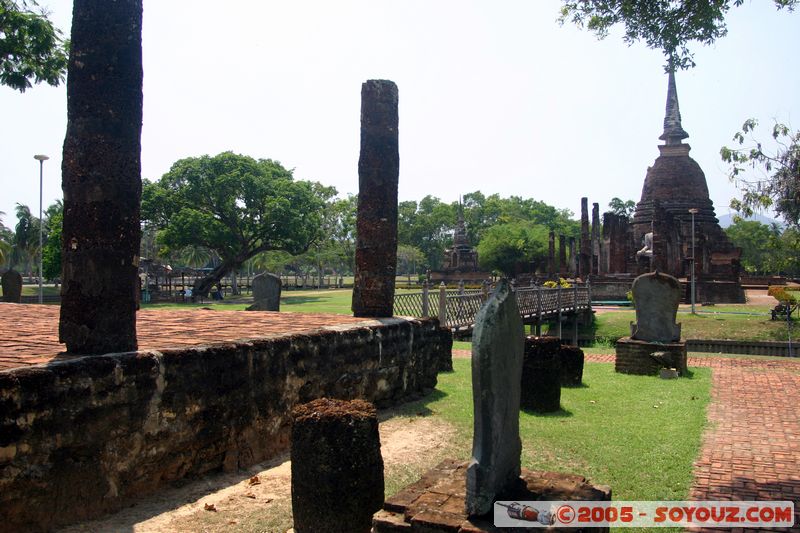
[59,0,143,354]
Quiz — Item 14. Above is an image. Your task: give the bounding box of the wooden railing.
[394,282,592,330]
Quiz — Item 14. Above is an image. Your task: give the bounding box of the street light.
[34,154,49,304]
[688,208,699,314]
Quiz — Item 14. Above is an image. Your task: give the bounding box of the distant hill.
[717,213,784,229]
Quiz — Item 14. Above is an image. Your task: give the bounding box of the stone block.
[1,270,22,303]
[521,336,561,413]
[615,336,688,376]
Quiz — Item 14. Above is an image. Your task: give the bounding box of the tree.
[396,244,425,283]
[724,219,781,274]
[11,202,38,275]
[0,211,12,267]
[141,151,324,297]
[41,209,60,280]
[721,119,800,228]
[0,0,69,91]
[476,221,549,278]
[608,197,636,220]
[559,0,796,69]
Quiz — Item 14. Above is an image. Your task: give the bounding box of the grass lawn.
[394,360,711,505]
[595,308,795,342]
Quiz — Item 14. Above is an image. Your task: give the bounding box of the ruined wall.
[0,318,452,532]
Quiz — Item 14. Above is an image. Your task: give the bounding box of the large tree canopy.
[141,151,324,296]
[0,0,68,91]
[559,0,796,69]
[477,221,549,278]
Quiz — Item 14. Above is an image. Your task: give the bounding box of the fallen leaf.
[589,400,596,404]
[204,503,217,512]
[652,405,660,408]
[248,475,261,486]
[243,492,256,499]
[265,498,273,504]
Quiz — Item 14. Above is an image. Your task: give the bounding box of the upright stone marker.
[630,271,681,342]
[1,270,23,303]
[352,80,399,318]
[60,0,143,353]
[466,279,524,516]
[246,273,281,311]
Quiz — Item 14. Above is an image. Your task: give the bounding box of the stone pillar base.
[615,336,687,376]
[373,459,611,532]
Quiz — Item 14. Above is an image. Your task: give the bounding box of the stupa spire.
[659,69,689,145]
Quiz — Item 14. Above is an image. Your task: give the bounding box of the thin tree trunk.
[59,0,143,353]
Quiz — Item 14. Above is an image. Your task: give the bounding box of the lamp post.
[688,208,699,314]
[34,154,49,304]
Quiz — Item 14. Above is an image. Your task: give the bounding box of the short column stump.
[291,398,384,533]
[559,345,585,386]
[373,459,611,532]
[615,336,688,376]
[521,336,562,412]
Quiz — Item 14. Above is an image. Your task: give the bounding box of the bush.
[543,278,572,289]
[768,285,798,304]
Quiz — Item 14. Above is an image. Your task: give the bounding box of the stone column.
[591,202,600,275]
[568,237,576,278]
[547,230,556,278]
[291,398,384,533]
[352,80,399,317]
[558,234,567,277]
[579,198,591,279]
[59,0,143,354]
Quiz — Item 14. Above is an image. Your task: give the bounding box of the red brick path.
[0,303,367,370]
[460,349,800,531]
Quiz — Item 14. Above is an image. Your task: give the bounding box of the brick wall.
[0,317,451,532]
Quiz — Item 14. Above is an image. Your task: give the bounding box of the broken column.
[466,279,524,516]
[547,230,556,278]
[521,336,562,413]
[291,398,384,533]
[558,234,567,277]
[568,237,577,278]
[59,0,143,354]
[591,202,601,275]
[579,197,591,279]
[352,79,399,318]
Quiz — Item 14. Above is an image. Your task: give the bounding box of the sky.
[1,0,798,229]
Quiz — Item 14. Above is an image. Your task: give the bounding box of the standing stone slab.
[352,79,399,318]
[59,0,143,354]
[247,272,281,311]
[1,270,23,303]
[630,271,681,342]
[466,279,524,516]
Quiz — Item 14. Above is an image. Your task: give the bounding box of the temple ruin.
[585,71,745,303]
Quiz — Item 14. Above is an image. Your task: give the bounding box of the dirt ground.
[59,415,456,533]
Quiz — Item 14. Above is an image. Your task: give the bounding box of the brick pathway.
[0,303,367,371]
[459,349,800,530]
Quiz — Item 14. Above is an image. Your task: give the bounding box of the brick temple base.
[615,336,688,375]
[372,459,611,532]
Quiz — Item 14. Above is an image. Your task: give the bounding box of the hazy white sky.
[1,0,798,228]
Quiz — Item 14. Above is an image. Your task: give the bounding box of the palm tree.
[12,203,40,276]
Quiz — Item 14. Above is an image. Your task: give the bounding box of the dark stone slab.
[373,460,611,533]
[521,336,561,413]
[1,270,22,303]
[352,79,399,318]
[246,272,281,311]
[466,279,524,516]
[630,271,681,342]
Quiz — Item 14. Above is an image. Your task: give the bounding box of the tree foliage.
[608,197,636,220]
[0,0,69,91]
[725,219,800,276]
[559,0,796,69]
[141,152,324,296]
[476,222,549,278]
[721,119,800,228]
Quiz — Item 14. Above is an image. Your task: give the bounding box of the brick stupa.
[630,71,744,303]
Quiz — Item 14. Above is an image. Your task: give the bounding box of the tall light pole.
[688,208,699,314]
[34,154,49,304]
